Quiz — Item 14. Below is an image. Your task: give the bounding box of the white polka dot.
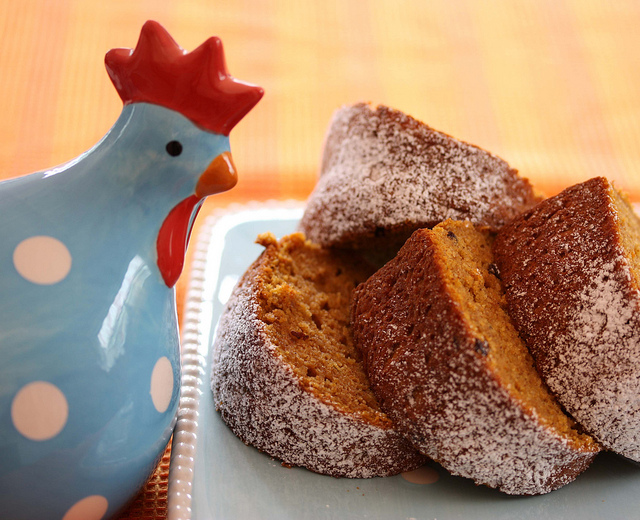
[62,495,109,520]
[13,235,72,285]
[11,381,69,441]
[150,356,174,413]
[401,465,440,484]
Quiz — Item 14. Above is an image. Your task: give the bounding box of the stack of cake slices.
[211,102,640,495]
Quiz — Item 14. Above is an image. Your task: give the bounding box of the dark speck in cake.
[474,338,490,356]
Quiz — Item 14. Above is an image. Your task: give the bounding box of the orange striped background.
[2,1,640,202]
[2,1,640,517]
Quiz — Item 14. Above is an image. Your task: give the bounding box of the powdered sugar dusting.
[211,253,424,478]
[299,103,539,248]
[414,363,591,494]
[494,177,640,461]
[549,260,640,459]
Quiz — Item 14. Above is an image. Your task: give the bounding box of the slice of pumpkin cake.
[211,232,425,478]
[351,220,600,494]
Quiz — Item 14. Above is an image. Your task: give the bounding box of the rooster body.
[0,23,262,519]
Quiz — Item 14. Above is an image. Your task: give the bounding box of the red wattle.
[157,194,202,287]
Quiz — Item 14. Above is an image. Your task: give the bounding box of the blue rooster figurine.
[0,21,262,519]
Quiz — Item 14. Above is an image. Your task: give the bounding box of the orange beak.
[195,151,237,198]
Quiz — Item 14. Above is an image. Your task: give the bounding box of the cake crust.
[493,176,640,461]
[299,103,541,251]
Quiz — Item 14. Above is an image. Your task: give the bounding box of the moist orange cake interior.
[613,187,640,286]
[433,221,598,451]
[255,233,390,427]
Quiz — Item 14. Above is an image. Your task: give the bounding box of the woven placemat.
[116,444,171,519]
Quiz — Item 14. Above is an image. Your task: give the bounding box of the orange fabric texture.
[1,1,640,518]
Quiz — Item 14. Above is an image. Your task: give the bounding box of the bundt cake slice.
[493,176,640,461]
[351,220,600,494]
[299,103,541,254]
[211,232,425,478]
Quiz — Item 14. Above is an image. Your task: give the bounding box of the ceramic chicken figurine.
[0,21,262,519]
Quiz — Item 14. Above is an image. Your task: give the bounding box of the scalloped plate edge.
[167,201,305,520]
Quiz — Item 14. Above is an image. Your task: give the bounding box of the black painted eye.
[166,140,183,156]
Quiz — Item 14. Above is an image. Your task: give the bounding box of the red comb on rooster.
[105,20,264,135]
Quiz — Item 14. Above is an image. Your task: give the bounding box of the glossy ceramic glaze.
[0,21,262,520]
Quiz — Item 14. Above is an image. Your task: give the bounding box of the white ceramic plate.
[167,203,640,520]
